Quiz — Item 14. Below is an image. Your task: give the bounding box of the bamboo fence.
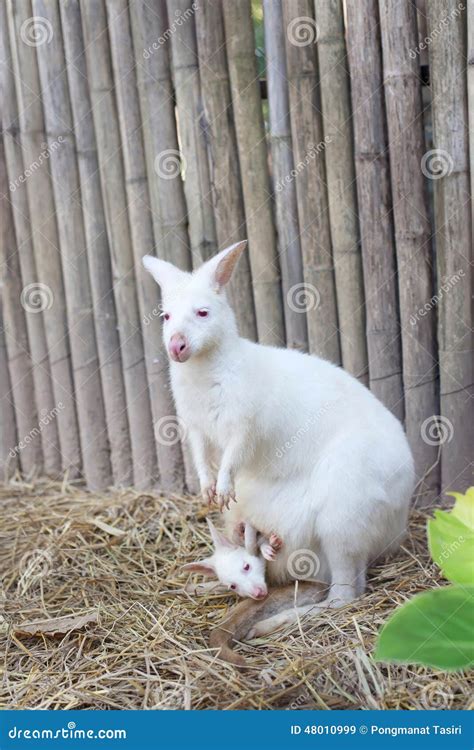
[0,0,472,502]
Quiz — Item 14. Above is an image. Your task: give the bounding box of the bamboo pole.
[379,0,439,503]
[6,0,81,477]
[345,0,404,421]
[0,4,61,475]
[166,0,218,268]
[60,0,132,487]
[129,0,199,492]
[0,298,18,479]
[0,137,41,475]
[33,0,112,490]
[223,0,285,347]
[426,0,473,491]
[283,0,340,363]
[107,0,194,492]
[80,0,158,490]
[263,0,307,351]
[315,0,368,384]
[194,0,258,342]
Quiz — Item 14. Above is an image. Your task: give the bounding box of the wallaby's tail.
[209,581,327,667]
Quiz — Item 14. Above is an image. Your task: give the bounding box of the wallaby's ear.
[142,255,187,289]
[207,518,236,550]
[199,241,247,290]
[181,559,216,577]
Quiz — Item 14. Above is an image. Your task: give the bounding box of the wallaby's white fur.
[144,242,415,627]
[181,519,268,600]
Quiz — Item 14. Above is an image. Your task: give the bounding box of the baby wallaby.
[182,519,282,600]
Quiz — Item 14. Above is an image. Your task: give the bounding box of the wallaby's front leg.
[215,437,247,510]
[188,429,215,504]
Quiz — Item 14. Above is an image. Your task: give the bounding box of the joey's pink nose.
[252,586,268,600]
[168,334,189,362]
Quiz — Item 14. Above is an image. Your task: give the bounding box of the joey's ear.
[199,241,247,290]
[181,558,216,577]
[142,255,187,289]
[207,518,236,550]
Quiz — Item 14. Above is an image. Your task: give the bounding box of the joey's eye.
[163,313,170,321]
[230,584,237,590]
[243,563,250,572]
[197,309,209,318]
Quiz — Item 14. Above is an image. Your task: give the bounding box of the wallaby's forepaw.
[261,543,276,561]
[201,482,216,506]
[261,533,283,561]
[216,488,236,511]
[269,532,283,551]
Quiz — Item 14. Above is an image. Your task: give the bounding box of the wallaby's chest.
[171,371,244,442]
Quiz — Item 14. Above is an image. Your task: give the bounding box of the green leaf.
[374,586,474,670]
[428,510,474,585]
[447,487,474,530]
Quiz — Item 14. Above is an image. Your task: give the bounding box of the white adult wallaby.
[143,242,415,637]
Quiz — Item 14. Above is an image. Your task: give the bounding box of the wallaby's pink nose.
[252,586,268,600]
[168,334,190,362]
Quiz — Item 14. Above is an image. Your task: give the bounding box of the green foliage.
[374,586,474,670]
[375,487,474,671]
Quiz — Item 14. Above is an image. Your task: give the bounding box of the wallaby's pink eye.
[197,309,209,318]
[243,563,250,572]
[230,584,236,590]
[163,313,170,321]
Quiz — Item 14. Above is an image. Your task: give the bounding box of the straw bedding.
[0,478,472,710]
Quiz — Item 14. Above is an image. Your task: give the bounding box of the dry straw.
[0,478,472,710]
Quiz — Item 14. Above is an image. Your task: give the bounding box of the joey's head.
[142,241,247,364]
[182,519,268,600]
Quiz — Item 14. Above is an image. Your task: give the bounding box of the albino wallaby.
[182,519,282,600]
[143,241,415,640]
